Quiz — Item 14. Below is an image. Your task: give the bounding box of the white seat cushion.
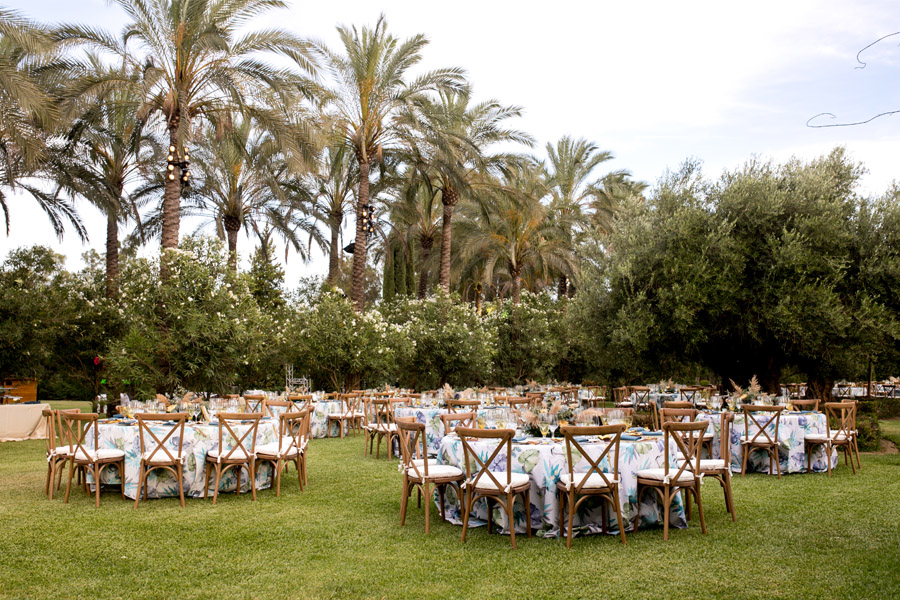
[472,471,530,491]
[208,447,252,461]
[805,432,850,442]
[406,464,463,479]
[74,448,125,462]
[50,445,71,456]
[635,468,696,485]
[256,439,299,458]
[559,471,615,489]
[678,458,726,471]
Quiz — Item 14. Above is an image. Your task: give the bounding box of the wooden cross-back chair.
[244,394,266,412]
[786,383,805,399]
[42,408,80,500]
[447,398,480,414]
[679,386,704,406]
[287,394,312,411]
[635,420,709,540]
[368,399,402,460]
[62,412,126,507]
[396,420,464,534]
[329,392,364,438]
[505,397,533,412]
[203,412,262,504]
[135,412,188,508]
[660,407,712,458]
[263,399,297,420]
[701,411,736,521]
[740,405,784,478]
[456,427,532,549]
[834,382,853,399]
[557,424,627,547]
[804,401,859,476]
[257,407,310,495]
[439,411,476,436]
[789,399,819,412]
[581,386,605,408]
[612,386,631,407]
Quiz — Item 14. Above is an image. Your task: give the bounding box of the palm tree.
[543,136,633,297]
[456,163,576,304]
[386,179,442,298]
[310,142,357,286]
[56,0,320,262]
[183,118,322,271]
[402,89,532,294]
[316,14,466,310]
[0,9,85,239]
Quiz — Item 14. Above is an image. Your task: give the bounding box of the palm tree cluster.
[1,4,645,308]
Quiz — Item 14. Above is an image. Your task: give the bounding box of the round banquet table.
[394,405,503,456]
[268,400,344,438]
[697,411,838,474]
[88,417,280,499]
[435,433,687,538]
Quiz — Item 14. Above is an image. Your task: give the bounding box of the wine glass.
[538,413,551,439]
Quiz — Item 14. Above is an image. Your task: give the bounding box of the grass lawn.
[881,418,900,448]
[1,402,898,599]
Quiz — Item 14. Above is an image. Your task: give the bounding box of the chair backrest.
[277,407,310,454]
[824,401,856,440]
[790,398,819,412]
[560,424,624,492]
[631,386,651,405]
[263,399,297,419]
[720,412,734,465]
[834,382,852,399]
[504,396,531,409]
[455,427,516,489]
[43,408,80,455]
[439,411,476,435]
[612,386,629,404]
[663,400,694,411]
[215,412,262,460]
[447,399,480,413]
[741,405,783,446]
[371,399,396,433]
[663,420,708,481]
[659,407,698,424]
[339,393,362,417]
[287,394,312,411]
[786,383,805,398]
[679,386,704,404]
[136,412,187,463]
[396,420,432,477]
[244,394,266,412]
[62,412,99,459]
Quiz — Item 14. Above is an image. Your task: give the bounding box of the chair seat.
[256,439,299,458]
[678,458,727,471]
[805,432,850,442]
[406,464,463,479]
[50,445,71,456]
[472,471,530,492]
[207,447,252,461]
[635,468,696,485]
[74,448,125,462]
[142,451,185,465]
[558,471,615,489]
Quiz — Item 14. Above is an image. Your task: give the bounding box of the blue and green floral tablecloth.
[435,435,687,538]
[697,411,837,474]
[267,400,344,438]
[89,418,279,499]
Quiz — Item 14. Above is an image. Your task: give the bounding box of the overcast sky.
[2,0,899,282]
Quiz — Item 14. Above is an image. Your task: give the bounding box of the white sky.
[2,0,899,283]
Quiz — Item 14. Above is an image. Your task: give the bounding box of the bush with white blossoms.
[381,291,496,389]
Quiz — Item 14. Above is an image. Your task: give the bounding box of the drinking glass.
[476,414,487,429]
[538,413,551,439]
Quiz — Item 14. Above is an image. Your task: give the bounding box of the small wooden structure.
[1,378,37,403]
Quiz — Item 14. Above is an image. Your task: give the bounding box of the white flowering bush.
[106,237,264,398]
[382,291,496,389]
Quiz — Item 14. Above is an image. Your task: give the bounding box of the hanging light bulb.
[169,145,176,153]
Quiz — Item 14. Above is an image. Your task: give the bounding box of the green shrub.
[855,414,881,452]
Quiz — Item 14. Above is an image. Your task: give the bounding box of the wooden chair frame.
[62,412,126,507]
[43,408,80,500]
[135,413,188,508]
[263,398,298,420]
[612,386,630,407]
[329,392,363,438]
[557,424,627,547]
[805,401,859,476]
[789,398,819,412]
[203,412,262,504]
[740,405,784,478]
[257,408,310,495]
[369,399,401,460]
[287,394,313,412]
[456,427,532,549]
[244,394,266,412]
[696,412,736,522]
[397,420,464,533]
[447,399,481,414]
[439,411,476,435]
[635,420,708,540]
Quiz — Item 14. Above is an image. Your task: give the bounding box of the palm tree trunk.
[438,188,458,293]
[350,160,370,311]
[160,123,182,277]
[418,237,433,299]
[474,284,482,315]
[512,268,522,305]
[327,213,341,286]
[105,194,120,300]
[557,275,567,299]
[224,216,240,272]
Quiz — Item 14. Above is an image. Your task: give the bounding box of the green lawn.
[1,412,899,600]
[881,418,900,448]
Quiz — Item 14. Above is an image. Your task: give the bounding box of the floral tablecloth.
[267,400,344,438]
[395,406,500,456]
[435,435,686,538]
[697,411,837,474]
[89,418,279,499]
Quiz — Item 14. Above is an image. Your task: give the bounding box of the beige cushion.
[208,447,252,461]
[472,471,530,491]
[805,432,850,442]
[51,445,71,456]
[74,448,125,462]
[559,471,615,489]
[256,440,299,458]
[636,468,696,484]
[678,458,726,471]
[406,464,463,479]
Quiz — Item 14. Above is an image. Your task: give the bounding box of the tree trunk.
[474,284,482,315]
[557,275,567,299]
[350,160,370,312]
[224,215,240,272]
[160,123,182,278]
[512,267,522,305]
[418,237,433,299]
[105,208,119,300]
[327,212,341,286]
[438,187,458,293]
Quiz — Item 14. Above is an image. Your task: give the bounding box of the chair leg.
[45,461,52,496]
[773,446,781,478]
[212,464,222,505]
[400,478,410,526]
[119,461,126,501]
[806,443,812,473]
[438,485,447,521]
[613,489,627,545]
[525,489,532,538]
[566,491,574,548]
[694,485,707,534]
[64,460,75,504]
[741,445,748,476]
[134,463,143,509]
[853,437,861,470]
[633,484,643,534]
[250,460,258,502]
[685,487,692,521]
[460,490,471,544]
[847,444,857,475]
[826,442,832,477]
[662,486,671,541]
[507,493,517,549]
[94,464,101,507]
[177,463,185,508]
[423,481,431,534]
